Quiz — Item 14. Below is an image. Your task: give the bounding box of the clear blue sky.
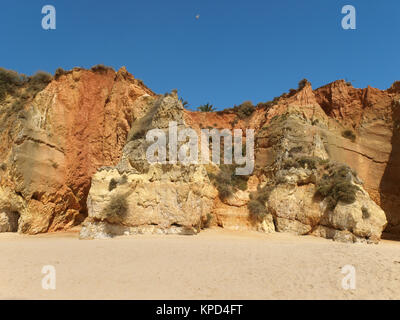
[1,0,399,110]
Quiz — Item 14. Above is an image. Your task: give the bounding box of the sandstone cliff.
[0,66,154,234]
[0,66,399,243]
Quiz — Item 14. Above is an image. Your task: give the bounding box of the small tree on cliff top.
[198,103,215,112]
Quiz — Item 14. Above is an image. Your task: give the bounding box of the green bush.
[342,130,356,142]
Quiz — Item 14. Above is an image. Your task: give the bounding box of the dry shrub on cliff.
[247,184,273,221]
[248,200,266,218]
[232,101,255,119]
[91,64,114,74]
[108,175,128,191]
[208,164,249,200]
[109,179,118,191]
[201,213,213,229]
[103,193,129,220]
[10,100,25,113]
[0,68,52,103]
[26,71,52,94]
[298,78,309,90]
[54,67,68,80]
[297,156,319,170]
[289,146,303,155]
[342,130,356,142]
[0,68,24,101]
[283,158,300,169]
[315,165,360,210]
[283,156,320,170]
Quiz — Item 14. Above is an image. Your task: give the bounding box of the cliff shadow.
[380,101,400,237]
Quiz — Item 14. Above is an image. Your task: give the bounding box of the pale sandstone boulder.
[80,93,216,238]
[268,184,320,235]
[0,187,24,232]
[255,108,387,242]
[268,182,387,243]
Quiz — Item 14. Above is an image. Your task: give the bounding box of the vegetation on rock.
[108,175,128,191]
[315,164,360,210]
[208,164,249,200]
[91,64,115,74]
[248,184,274,221]
[103,193,129,220]
[231,101,255,119]
[298,78,310,90]
[197,103,215,112]
[342,129,356,142]
[54,67,68,80]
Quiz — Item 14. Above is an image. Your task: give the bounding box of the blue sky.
[0,0,399,110]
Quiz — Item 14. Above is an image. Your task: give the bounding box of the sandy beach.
[0,228,399,300]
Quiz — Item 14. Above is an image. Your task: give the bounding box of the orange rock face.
[185,80,400,234]
[0,67,154,233]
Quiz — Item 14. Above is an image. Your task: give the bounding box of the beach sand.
[0,228,399,300]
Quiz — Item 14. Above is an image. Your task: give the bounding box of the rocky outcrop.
[80,81,390,242]
[80,93,216,239]
[314,80,400,234]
